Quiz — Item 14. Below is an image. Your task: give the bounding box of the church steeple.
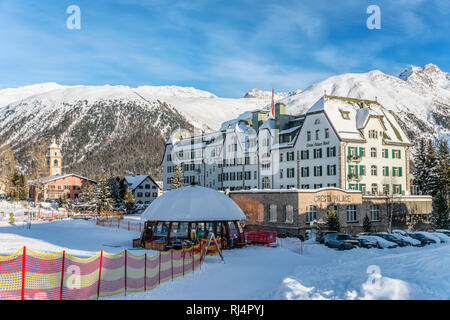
[47,137,62,176]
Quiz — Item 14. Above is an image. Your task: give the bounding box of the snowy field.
[0,219,449,300]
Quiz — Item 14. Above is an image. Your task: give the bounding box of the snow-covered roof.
[32,173,96,184]
[124,175,157,190]
[141,185,246,222]
[307,95,411,145]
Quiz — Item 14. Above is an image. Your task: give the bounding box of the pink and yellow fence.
[0,245,203,300]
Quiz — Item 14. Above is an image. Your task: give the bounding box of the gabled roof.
[34,173,97,185]
[124,175,161,190]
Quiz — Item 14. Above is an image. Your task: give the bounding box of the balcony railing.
[347,154,363,162]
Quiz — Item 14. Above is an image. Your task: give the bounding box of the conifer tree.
[435,139,450,199]
[413,138,428,194]
[122,188,136,214]
[96,173,114,214]
[170,164,184,189]
[430,192,449,230]
[326,205,340,232]
[363,214,372,232]
[425,139,439,196]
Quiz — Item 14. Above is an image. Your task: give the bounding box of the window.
[285,205,294,223]
[287,168,295,178]
[301,150,309,160]
[393,184,402,195]
[371,165,377,176]
[262,177,270,189]
[327,164,336,176]
[346,205,358,222]
[313,166,322,176]
[371,184,378,194]
[152,193,158,197]
[371,147,377,158]
[314,119,320,125]
[382,149,389,158]
[301,167,309,177]
[301,184,310,189]
[64,185,70,190]
[306,205,317,223]
[313,148,322,159]
[325,128,329,139]
[145,192,150,197]
[383,166,389,176]
[392,150,401,159]
[287,152,295,161]
[340,110,350,120]
[280,153,283,162]
[383,184,390,195]
[315,130,320,140]
[370,205,380,221]
[314,184,322,189]
[269,205,277,222]
[307,131,311,141]
[280,169,283,179]
[137,192,143,197]
[369,130,378,139]
[327,146,336,157]
[145,184,151,189]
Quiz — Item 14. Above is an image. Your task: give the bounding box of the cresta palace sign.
[313,193,352,203]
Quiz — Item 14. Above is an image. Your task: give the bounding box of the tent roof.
[141,185,246,222]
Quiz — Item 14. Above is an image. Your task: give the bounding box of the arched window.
[53,160,58,167]
[371,165,377,176]
[371,147,377,157]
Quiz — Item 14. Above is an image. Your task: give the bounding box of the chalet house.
[123,175,162,206]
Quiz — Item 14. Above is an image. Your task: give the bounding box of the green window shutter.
[327,147,330,157]
[386,166,389,176]
[398,150,401,159]
[348,164,351,175]
[320,149,322,158]
[359,147,363,157]
[314,167,316,176]
[385,149,388,158]
[327,165,330,175]
[392,149,395,158]
[348,146,351,155]
[319,166,322,176]
[399,167,402,177]
[359,165,363,176]
[399,184,402,194]
[306,150,309,159]
[334,165,336,175]
[307,167,309,177]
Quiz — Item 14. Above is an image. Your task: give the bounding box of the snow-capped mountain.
[0,63,448,178]
[273,63,449,142]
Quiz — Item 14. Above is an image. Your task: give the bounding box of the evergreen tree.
[425,139,439,196]
[96,173,114,214]
[430,192,449,229]
[107,177,122,205]
[80,182,98,205]
[435,139,450,199]
[326,205,340,232]
[170,164,184,189]
[122,188,136,214]
[363,214,372,232]
[413,138,428,194]
[10,171,28,201]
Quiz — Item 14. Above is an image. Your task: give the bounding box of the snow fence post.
[171,250,173,281]
[158,251,161,285]
[21,246,26,300]
[144,253,147,291]
[97,250,103,299]
[124,250,127,296]
[59,250,65,300]
[182,248,185,277]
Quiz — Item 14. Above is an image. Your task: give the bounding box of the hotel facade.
[162,95,412,196]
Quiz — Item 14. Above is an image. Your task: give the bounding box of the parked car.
[391,232,421,246]
[316,230,338,244]
[418,231,449,243]
[352,237,377,248]
[435,229,450,236]
[324,233,357,250]
[357,234,398,249]
[370,232,410,247]
[407,232,436,245]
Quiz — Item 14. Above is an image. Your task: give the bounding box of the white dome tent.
[139,185,246,250]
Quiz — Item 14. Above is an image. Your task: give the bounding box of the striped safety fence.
[96,217,145,233]
[0,243,208,300]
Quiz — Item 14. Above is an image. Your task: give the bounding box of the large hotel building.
[161,95,432,235]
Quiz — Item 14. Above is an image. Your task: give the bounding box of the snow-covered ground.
[0,219,448,299]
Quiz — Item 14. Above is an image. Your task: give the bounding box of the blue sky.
[0,0,449,97]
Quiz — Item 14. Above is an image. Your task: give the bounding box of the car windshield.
[337,235,351,240]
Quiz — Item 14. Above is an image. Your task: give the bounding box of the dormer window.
[340,110,350,120]
[314,119,320,125]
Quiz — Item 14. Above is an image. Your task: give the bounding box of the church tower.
[47,137,62,176]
